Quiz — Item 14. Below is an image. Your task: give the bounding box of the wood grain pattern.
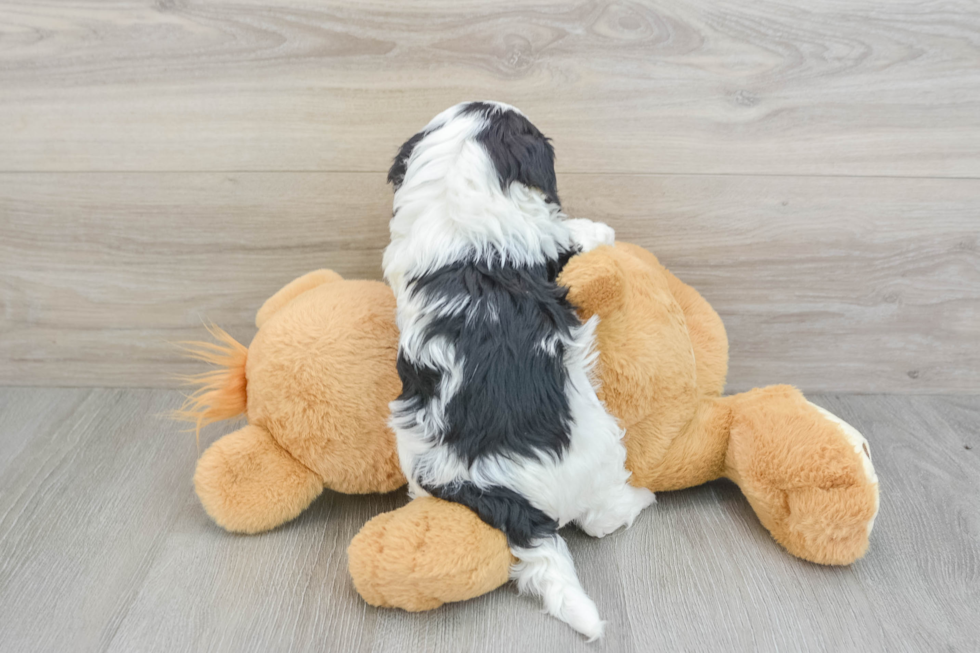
[0,389,977,652]
[1,0,979,175]
[0,389,200,652]
[1,0,978,389]
[566,174,980,394]
[2,172,977,391]
[0,172,389,387]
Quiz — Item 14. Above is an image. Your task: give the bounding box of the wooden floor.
[0,388,977,652]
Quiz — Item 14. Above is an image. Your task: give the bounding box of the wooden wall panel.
[1,0,977,390]
[0,0,978,176]
[2,172,976,391]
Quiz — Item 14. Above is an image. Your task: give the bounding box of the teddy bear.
[178,241,879,613]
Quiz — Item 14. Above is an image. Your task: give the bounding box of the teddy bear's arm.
[195,424,324,533]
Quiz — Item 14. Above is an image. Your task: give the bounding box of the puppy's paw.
[565,219,615,253]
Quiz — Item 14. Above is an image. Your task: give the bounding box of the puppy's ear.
[559,247,626,319]
[388,130,426,190]
[477,111,559,205]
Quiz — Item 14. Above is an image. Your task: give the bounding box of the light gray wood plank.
[807,395,980,652]
[1,389,977,652]
[567,174,980,394]
[610,394,980,653]
[100,489,403,653]
[0,387,90,475]
[2,173,977,392]
[0,172,391,387]
[0,389,200,653]
[0,0,978,176]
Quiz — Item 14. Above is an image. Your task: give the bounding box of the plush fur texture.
[193,424,323,534]
[183,271,405,534]
[174,323,249,446]
[179,242,879,620]
[382,101,652,639]
[347,497,514,611]
[347,243,879,609]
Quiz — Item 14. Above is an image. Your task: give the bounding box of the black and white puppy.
[383,101,654,639]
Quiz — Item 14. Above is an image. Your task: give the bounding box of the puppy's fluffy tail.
[511,536,605,641]
[172,324,248,445]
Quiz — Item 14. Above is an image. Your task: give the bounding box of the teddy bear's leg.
[255,269,343,328]
[724,386,880,565]
[347,497,514,611]
[194,424,324,533]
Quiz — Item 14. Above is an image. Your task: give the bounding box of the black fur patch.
[393,257,580,465]
[388,103,559,205]
[459,101,501,117]
[470,105,560,206]
[422,480,558,548]
[549,245,581,283]
[387,129,426,190]
[395,352,442,414]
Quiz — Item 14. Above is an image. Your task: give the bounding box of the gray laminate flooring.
[0,389,977,652]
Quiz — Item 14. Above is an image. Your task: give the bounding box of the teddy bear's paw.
[726,386,881,565]
[765,401,881,565]
[807,402,880,535]
[565,218,615,253]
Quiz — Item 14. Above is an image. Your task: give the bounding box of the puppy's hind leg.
[571,418,656,539]
[576,479,655,539]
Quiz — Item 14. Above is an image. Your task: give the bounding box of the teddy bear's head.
[245,278,406,494]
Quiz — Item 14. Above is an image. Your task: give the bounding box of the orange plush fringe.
[173,324,248,446]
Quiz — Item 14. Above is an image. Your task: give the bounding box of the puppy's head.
[387,101,560,207]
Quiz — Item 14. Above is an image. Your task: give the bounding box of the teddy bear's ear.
[559,247,627,319]
[256,269,344,328]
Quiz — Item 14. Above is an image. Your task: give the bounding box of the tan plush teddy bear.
[178,242,878,612]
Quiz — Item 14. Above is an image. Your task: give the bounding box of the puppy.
[382,101,654,639]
